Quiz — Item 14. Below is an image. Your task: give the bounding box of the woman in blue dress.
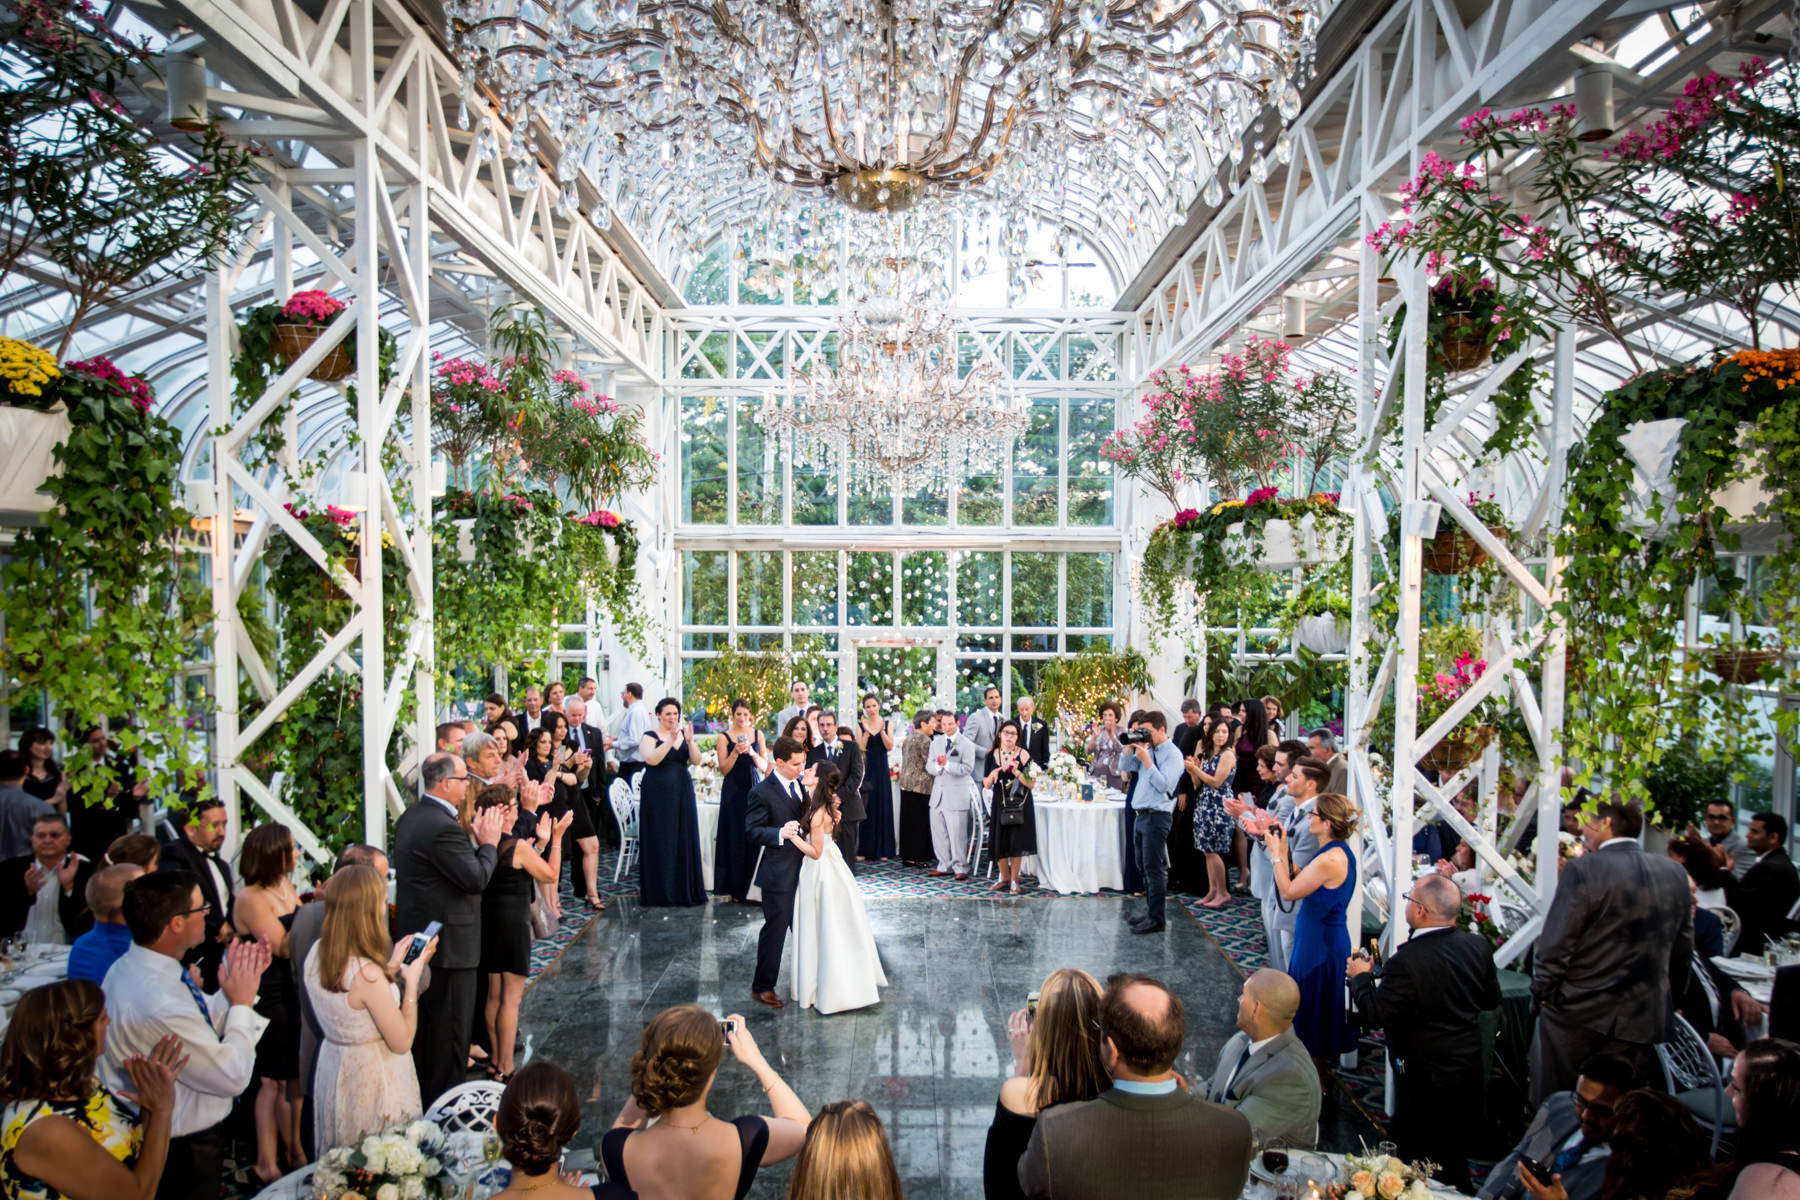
[637,698,706,907]
[854,694,896,862]
[1264,790,1361,1072]
[713,698,766,902]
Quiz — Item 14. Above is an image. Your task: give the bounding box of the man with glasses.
[1479,1054,1636,1200]
[395,753,507,1104]
[1348,874,1500,1192]
[102,869,271,1200]
[1698,800,1751,881]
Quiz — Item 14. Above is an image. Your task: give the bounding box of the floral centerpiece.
[1340,1149,1439,1200]
[313,1120,450,1200]
[1046,752,1081,784]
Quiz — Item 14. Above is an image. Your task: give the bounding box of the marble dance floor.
[518,892,1378,1199]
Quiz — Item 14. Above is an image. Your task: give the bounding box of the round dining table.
[1023,798,1126,894]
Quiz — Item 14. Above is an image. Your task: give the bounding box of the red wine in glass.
[1262,1144,1289,1175]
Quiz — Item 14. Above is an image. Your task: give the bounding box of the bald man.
[1204,968,1321,1148]
[1347,873,1501,1192]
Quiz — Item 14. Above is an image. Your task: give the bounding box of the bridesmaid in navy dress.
[714,698,766,902]
[854,694,896,861]
[637,698,707,907]
[1264,791,1361,1068]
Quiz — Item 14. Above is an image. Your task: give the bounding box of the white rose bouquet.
[1046,751,1080,783]
[1342,1148,1438,1200]
[313,1120,449,1200]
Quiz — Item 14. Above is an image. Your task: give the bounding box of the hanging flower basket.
[1617,416,1775,539]
[1224,510,1351,571]
[1420,724,1494,774]
[1423,525,1507,575]
[1293,614,1351,655]
[271,323,355,383]
[0,405,71,520]
[1433,313,1492,373]
[1707,648,1782,684]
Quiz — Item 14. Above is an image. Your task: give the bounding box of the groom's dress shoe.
[752,990,784,1008]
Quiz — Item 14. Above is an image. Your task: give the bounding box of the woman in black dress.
[538,710,601,908]
[16,728,61,803]
[477,784,568,1083]
[231,822,303,1182]
[714,699,766,901]
[781,714,815,756]
[983,720,1038,895]
[896,710,936,865]
[637,698,706,907]
[983,967,1107,1200]
[854,694,896,862]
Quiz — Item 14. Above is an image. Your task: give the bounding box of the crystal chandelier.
[757,272,1027,492]
[448,0,1325,268]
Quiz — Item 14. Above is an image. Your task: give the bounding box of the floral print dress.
[1191,752,1235,854]
[0,1088,141,1200]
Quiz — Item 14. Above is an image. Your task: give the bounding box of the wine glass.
[1261,1136,1289,1177]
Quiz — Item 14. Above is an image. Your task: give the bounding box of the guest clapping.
[0,815,94,944]
[787,1101,904,1200]
[984,968,1107,1200]
[477,785,570,1082]
[0,980,188,1200]
[603,1006,810,1200]
[1263,790,1360,1072]
[636,699,706,907]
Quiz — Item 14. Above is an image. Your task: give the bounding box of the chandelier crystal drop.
[447,0,1326,273]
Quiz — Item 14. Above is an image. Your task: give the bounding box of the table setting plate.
[1713,956,1775,980]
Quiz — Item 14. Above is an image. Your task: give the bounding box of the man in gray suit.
[1019,973,1252,1199]
[1531,798,1692,1106]
[1269,757,1329,968]
[966,686,1004,758]
[772,679,810,739]
[925,710,978,880]
[1204,968,1320,1148]
[1480,1053,1637,1200]
[1228,740,1304,968]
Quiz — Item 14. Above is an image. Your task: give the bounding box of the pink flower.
[65,356,153,412]
[324,504,356,527]
[280,290,346,323]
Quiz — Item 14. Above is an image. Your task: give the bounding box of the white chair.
[609,777,640,883]
[1706,903,1742,956]
[968,792,990,879]
[1655,1012,1732,1159]
[424,1080,506,1134]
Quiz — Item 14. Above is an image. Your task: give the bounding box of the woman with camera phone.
[983,720,1038,895]
[714,699,767,903]
[786,765,887,1013]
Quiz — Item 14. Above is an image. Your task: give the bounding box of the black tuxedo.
[393,793,497,1105]
[809,738,865,872]
[1350,925,1501,1189]
[1017,718,1051,768]
[160,836,235,989]
[747,772,807,993]
[0,854,96,942]
[1728,846,1799,957]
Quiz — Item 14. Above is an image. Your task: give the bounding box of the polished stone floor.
[519,893,1377,1198]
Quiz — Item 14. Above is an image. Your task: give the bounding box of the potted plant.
[1426,271,1504,372]
[0,337,71,518]
[237,290,358,385]
[1416,626,1497,774]
[1279,578,1352,655]
[1418,492,1511,575]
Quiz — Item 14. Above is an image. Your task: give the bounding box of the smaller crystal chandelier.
[758,277,1027,492]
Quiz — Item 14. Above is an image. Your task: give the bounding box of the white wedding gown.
[791,833,888,1013]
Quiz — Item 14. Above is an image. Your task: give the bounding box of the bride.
[788,764,887,1013]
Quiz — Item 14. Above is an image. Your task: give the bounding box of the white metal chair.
[968,791,990,879]
[1655,1012,1732,1159]
[423,1080,505,1134]
[1705,903,1742,956]
[609,777,640,883]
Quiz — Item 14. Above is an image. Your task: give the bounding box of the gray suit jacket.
[1018,1087,1252,1200]
[1533,840,1693,1045]
[1478,1092,1608,1200]
[966,707,1003,757]
[1203,1028,1320,1149]
[1271,798,1324,934]
[1247,788,1296,902]
[926,733,979,812]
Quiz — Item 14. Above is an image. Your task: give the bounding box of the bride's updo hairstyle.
[496,1062,582,1176]
[629,1004,724,1117]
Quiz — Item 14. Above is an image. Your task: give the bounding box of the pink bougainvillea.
[65,355,152,412]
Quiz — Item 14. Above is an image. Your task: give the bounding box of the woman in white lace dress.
[301,865,436,1149]
[788,766,887,1015]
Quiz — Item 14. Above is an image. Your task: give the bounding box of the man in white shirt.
[577,675,599,707]
[966,686,1004,758]
[613,683,650,783]
[103,870,270,1200]
[517,687,546,738]
[1204,968,1320,1148]
[772,680,811,739]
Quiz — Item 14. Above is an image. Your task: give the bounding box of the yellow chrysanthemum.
[0,337,60,399]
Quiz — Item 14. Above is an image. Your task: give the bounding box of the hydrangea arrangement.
[312,1120,449,1200]
[1045,751,1081,783]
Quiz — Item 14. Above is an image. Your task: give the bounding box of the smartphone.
[403,920,442,965]
[1027,990,1040,1018]
[719,1018,738,1037]
[1518,1156,1556,1186]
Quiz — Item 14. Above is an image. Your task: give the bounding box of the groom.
[747,735,811,1008]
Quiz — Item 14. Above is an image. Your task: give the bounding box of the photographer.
[1117,712,1183,934]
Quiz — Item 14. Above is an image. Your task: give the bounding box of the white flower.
[375,1183,401,1200]
[1405,1181,1433,1200]
[405,1120,438,1145]
[360,1137,387,1174]
[400,1177,425,1200]
[1385,1156,1406,1173]
[385,1142,424,1177]
[418,1157,441,1179]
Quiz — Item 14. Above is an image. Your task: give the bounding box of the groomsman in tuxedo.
[1015,697,1051,768]
[747,737,810,1008]
[808,713,865,873]
[926,711,979,880]
[1727,812,1799,957]
[1348,873,1501,1192]
[159,798,235,989]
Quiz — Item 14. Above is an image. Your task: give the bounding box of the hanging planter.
[1433,312,1493,373]
[1708,648,1782,684]
[271,322,355,382]
[1422,525,1507,574]
[1293,614,1351,655]
[1618,416,1775,538]
[1421,724,1495,774]
[1222,502,1352,570]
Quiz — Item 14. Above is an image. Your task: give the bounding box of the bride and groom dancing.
[747,735,887,1014]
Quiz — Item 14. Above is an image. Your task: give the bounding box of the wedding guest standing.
[541,710,601,910]
[478,786,569,1083]
[1728,812,1799,957]
[16,729,64,805]
[1015,698,1051,768]
[854,695,897,863]
[303,864,432,1151]
[231,823,304,1184]
[715,700,767,902]
[984,721,1038,896]
[984,967,1108,1200]
[637,699,706,908]
[926,711,979,881]
[1232,698,1275,798]
[1264,791,1360,1079]
[807,714,865,871]
[968,687,1004,759]
[1085,702,1127,792]
[1185,716,1236,910]
[896,711,936,867]
[160,799,234,989]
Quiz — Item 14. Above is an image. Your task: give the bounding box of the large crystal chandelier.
[448,0,1326,262]
[757,260,1027,491]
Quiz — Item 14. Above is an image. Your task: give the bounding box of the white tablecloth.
[697,799,719,892]
[1026,799,1125,894]
[1712,954,1776,1004]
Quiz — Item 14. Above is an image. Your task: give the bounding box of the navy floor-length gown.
[638,733,706,907]
[1289,839,1357,1057]
[713,735,759,899]
[857,720,897,861]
